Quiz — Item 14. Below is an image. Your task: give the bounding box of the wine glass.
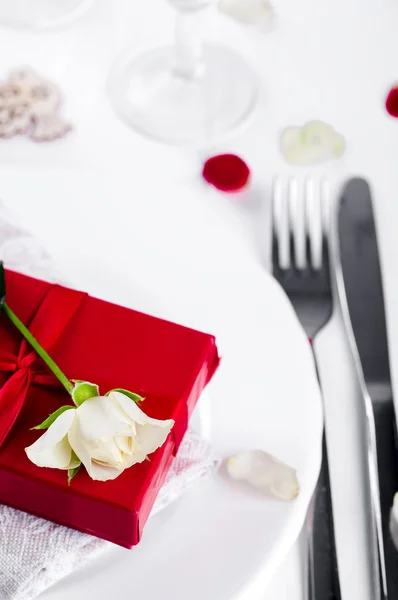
[0,0,94,30]
[108,0,258,145]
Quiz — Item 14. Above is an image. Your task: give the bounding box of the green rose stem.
[3,303,74,397]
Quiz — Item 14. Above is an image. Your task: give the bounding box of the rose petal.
[67,419,91,471]
[25,409,78,470]
[227,449,300,502]
[75,395,131,441]
[386,86,398,118]
[219,0,275,26]
[202,154,251,192]
[87,461,122,482]
[115,434,134,455]
[136,420,174,456]
[280,121,345,166]
[112,391,174,456]
[109,391,150,425]
[68,418,122,481]
[89,436,124,467]
[279,127,304,165]
[119,448,148,470]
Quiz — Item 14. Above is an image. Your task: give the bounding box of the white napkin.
[0,202,219,600]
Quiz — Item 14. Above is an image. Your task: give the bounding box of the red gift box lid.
[0,270,219,548]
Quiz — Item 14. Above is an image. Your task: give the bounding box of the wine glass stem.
[174,8,206,79]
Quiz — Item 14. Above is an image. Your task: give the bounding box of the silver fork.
[271,177,341,600]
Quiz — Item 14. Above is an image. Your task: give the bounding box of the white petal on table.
[280,121,345,166]
[219,0,275,26]
[227,449,300,502]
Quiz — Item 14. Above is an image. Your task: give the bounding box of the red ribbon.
[0,284,86,448]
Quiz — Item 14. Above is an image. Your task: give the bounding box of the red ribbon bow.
[0,284,86,448]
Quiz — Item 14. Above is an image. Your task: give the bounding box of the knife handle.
[372,397,398,598]
[305,433,342,600]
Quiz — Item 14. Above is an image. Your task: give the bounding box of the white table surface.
[1,0,398,598]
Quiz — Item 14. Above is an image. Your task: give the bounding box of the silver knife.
[335,178,398,599]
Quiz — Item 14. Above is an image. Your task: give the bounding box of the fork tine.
[272,177,291,270]
[288,177,306,271]
[273,178,331,274]
[305,179,323,271]
[271,178,280,270]
[321,179,332,235]
[321,180,331,269]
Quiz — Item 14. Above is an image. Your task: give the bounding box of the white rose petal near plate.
[219,0,275,28]
[280,121,345,166]
[227,450,300,502]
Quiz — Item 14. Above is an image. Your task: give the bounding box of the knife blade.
[336,178,398,599]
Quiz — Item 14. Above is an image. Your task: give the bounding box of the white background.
[0,0,398,598]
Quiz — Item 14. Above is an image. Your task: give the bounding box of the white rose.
[25,391,174,482]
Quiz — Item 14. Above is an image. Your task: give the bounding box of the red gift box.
[0,270,219,548]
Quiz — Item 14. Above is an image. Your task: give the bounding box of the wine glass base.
[0,0,94,30]
[108,43,259,145]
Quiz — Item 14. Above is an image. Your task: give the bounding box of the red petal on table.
[386,86,398,118]
[202,154,251,192]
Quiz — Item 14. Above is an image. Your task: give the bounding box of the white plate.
[0,168,323,600]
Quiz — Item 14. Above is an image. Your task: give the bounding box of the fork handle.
[305,433,342,600]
